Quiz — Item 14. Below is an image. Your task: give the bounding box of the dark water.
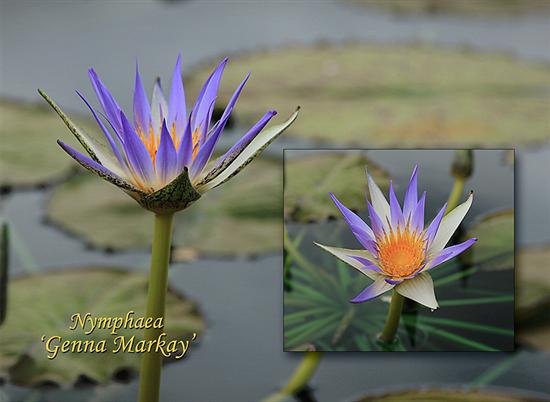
[1,0,550,401]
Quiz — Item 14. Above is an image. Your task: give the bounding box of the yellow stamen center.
[377,227,426,279]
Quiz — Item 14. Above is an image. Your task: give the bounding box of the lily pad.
[345,0,550,16]
[46,159,282,258]
[464,210,514,271]
[0,267,204,387]
[517,246,550,324]
[0,100,94,189]
[354,388,540,402]
[284,152,389,222]
[186,45,550,147]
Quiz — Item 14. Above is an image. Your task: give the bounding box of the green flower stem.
[282,351,322,394]
[138,213,174,402]
[445,176,465,215]
[379,290,404,344]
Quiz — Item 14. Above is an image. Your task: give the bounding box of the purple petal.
[200,110,277,183]
[425,238,477,270]
[191,58,228,135]
[367,201,386,238]
[349,256,383,273]
[88,68,124,142]
[410,191,426,233]
[385,278,403,285]
[156,120,178,184]
[177,111,194,171]
[189,73,249,178]
[424,203,447,247]
[403,165,418,220]
[350,278,393,304]
[168,53,186,139]
[389,180,404,229]
[57,140,138,193]
[120,111,155,187]
[76,91,126,168]
[133,63,152,135]
[330,193,375,246]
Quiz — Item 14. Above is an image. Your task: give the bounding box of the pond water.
[1,0,550,401]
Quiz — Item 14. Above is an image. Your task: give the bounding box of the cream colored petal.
[314,242,380,280]
[429,193,474,255]
[395,272,439,310]
[366,168,391,232]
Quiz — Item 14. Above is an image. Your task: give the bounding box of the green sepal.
[38,89,100,163]
[137,168,201,214]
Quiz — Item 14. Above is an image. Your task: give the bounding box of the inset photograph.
[283,149,514,352]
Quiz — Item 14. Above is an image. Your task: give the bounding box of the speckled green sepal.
[38,89,100,163]
[137,167,201,214]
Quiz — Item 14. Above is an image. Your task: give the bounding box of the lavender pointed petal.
[403,165,418,220]
[57,140,141,194]
[192,58,228,134]
[120,111,155,187]
[88,68,124,141]
[424,203,447,247]
[133,63,152,135]
[156,120,178,184]
[76,91,126,168]
[200,110,276,184]
[425,238,477,271]
[190,70,249,179]
[168,53,186,138]
[389,180,404,229]
[350,277,394,304]
[177,111,194,170]
[330,192,375,244]
[367,201,386,238]
[151,78,168,135]
[410,191,426,232]
[349,256,383,273]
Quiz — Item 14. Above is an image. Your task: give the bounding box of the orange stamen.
[377,226,426,279]
[191,127,201,160]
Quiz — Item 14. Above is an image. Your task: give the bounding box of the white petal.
[151,80,168,135]
[395,272,438,309]
[314,242,380,280]
[366,169,391,232]
[429,193,473,255]
[196,108,299,192]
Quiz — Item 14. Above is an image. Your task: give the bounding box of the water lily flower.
[38,55,299,213]
[315,166,476,310]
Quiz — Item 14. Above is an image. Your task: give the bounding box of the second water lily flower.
[39,55,299,213]
[316,166,477,310]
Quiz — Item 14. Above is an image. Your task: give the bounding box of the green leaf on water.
[354,388,539,402]
[284,152,389,222]
[186,45,550,148]
[0,100,96,188]
[46,158,282,258]
[0,267,205,387]
[463,209,514,271]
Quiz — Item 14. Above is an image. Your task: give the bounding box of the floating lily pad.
[517,246,550,324]
[186,45,550,147]
[0,100,94,189]
[0,267,204,387]
[354,388,539,402]
[464,210,514,271]
[46,159,282,258]
[345,0,550,16]
[284,152,389,222]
